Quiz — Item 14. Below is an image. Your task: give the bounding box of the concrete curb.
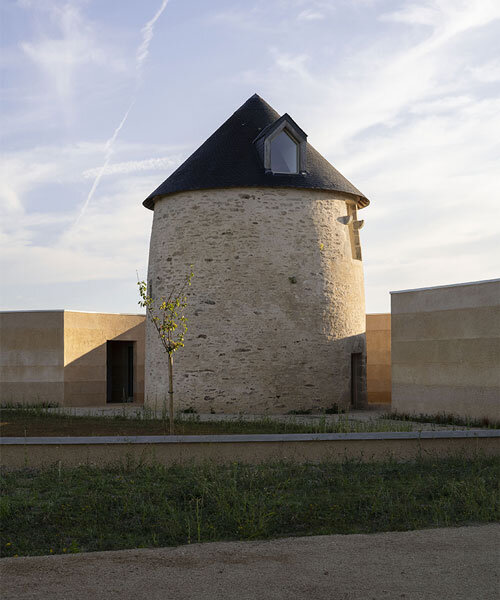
[2,431,499,468]
[1,429,499,445]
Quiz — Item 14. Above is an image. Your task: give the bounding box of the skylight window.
[270,130,298,173]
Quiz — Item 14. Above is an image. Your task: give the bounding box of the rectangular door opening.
[350,352,363,409]
[106,341,134,403]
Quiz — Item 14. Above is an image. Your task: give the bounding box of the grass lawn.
[383,411,500,429]
[0,407,418,436]
[1,456,499,558]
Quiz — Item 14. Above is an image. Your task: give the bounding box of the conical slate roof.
[143,94,368,209]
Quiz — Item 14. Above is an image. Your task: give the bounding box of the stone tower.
[143,94,369,414]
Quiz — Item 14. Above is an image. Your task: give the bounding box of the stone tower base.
[145,187,367,414]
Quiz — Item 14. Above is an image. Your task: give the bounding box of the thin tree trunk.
[168,352,174,435]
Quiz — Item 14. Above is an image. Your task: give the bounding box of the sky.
[1,0,499,315]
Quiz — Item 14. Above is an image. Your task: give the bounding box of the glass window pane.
[270,131,298,173]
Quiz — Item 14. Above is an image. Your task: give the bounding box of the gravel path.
[2,525,498,599]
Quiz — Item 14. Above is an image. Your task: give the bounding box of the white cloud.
[0,142,103,218]
[3,0,499,313]
[251,0,500,310]
[0,141,182,272]
[271,49,311,79]
[0,173,155,288]
[379,3,441,27]
[75,0,169,226]
[297,9,325,21]
[20,2,125,118]
[82,156,182,179]
[381,0,500,32]
[469,59,500,83]
[263,0,500,150]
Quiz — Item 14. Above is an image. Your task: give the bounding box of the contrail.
[73,0,169,226]
[136,0,169,71]
[74,100,135,225]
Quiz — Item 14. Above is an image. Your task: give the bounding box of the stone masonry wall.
[145,187,367,414]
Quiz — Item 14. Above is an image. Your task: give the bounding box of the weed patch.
[1,455,498,557]
[383,411,500,429]
[0,408,416,436]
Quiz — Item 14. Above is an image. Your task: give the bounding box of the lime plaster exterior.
[366,314,391,404]
[0,311,145,406]
[0,311,65,405]
[391,279,500,421]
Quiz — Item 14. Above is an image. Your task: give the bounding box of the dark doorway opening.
[350,352,363,408]
[106,341,134,403]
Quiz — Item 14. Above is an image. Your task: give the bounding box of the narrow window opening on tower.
[347,204,362,261]
[270,130,299,173]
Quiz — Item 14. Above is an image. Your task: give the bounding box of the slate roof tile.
[143,94,368,209]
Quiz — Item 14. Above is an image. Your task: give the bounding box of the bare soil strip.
[1,525,498,600]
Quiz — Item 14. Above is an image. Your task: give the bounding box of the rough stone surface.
[1,525,498,600]
[145,187,367,414]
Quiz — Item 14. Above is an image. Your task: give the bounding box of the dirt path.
[2,525,498,599]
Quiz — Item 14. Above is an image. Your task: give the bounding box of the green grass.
[288,404,345,415]
[0,407,418,436]
[383,411,500,429]
[1,455,498,557]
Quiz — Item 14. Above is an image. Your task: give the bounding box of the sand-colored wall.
[0,311,64,405]
[2,433,498,469]
[63,312,145,407]
[146,187,367,414]
[366,314,391,404]
[0,311,145,407]
[391,279,500,421]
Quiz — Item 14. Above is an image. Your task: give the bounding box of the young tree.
[138,267,194,434]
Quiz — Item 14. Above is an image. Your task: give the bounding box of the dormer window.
[254,113,307,175]
[270,130,298,173]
